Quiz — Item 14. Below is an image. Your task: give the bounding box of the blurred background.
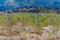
[0,0,60,11]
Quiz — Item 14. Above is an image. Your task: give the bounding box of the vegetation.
[0,13,60,31]
[0,13,60,30]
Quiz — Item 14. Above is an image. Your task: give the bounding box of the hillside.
[0,12,60,40]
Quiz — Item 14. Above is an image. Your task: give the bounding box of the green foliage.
[10,14,19,25]
[0,16,3,25]
[0,13,60,31]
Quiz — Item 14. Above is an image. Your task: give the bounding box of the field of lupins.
[0,12,60,40]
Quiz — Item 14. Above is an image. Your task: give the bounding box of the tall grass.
[0,13,60,31]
